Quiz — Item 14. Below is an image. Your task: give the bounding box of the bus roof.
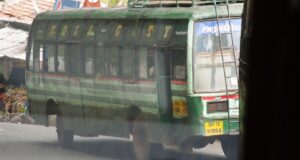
[34,3,243,21]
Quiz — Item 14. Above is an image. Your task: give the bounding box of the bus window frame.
[43,44,57,73]
[67,43,82,76]
[31,20,67,74]
[192,18,241,93]
[82,44,96,77]
[57,21,72,74]
[121,46,134,80]
[29,19,185,80]
[57,44,67,73]
[26,21,36,71]
[170,49,187,81]
[104,45,121,78]
[43,21,61,74]
[133,47,155,81]
[32,42,43,72]
[32,21,47,73]
[95,45,106,77]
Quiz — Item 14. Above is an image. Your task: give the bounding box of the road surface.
[0,122,226,160]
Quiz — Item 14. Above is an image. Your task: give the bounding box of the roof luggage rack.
[128,0,243,8]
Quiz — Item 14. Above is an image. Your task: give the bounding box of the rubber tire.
[56,114,74,148]
[221,136,239,160]
[132,113,151,160]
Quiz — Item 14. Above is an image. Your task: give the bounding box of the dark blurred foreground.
[241,0,300,160]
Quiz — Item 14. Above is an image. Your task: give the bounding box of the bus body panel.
[26,3,244,148]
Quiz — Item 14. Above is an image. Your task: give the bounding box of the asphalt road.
[0,122,226,160]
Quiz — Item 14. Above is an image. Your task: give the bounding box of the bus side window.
[106,47,119,77]
[83,46,95,75]
[33,44,43,72]
[173,50,186,80]
[135,47,154,79]
[148,49,155,79]
[28,41,34,71]
[121,47,133,79]
[57,45,66,72]
[45,45,56,72]
[137,47,147,79]
[69,45,81,75]
[96,47,105,76]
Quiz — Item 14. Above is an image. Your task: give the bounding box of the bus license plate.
[204,121,224,136]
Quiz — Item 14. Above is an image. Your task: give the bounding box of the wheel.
[221,136,239,160]
[132,113,151,160]
[56,114,74,147]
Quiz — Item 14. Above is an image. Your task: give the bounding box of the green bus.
[25,0,243,159]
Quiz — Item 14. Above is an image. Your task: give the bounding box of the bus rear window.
[193,19,241,93]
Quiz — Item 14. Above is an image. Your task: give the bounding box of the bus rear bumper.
[180,133,239,151]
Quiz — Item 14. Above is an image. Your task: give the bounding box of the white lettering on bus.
[163,26,172,38]
[201,23,241,34]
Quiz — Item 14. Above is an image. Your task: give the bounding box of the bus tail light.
[202,96,216,101]
[207,101,228,113]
